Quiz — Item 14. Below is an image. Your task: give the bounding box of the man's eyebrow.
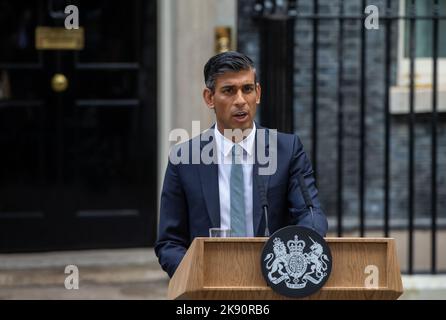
[220,83,255,88]
[220,84,235,89]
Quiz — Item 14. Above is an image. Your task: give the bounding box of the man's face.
[203,69,261,135]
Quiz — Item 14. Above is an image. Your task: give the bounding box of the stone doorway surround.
[157,0,238,219]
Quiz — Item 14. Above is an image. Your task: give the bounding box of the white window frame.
[391,0,446,114]
[397,0,446,87]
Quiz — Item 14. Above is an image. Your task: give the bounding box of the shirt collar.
[214,122,256,158]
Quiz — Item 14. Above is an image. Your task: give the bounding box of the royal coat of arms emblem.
[261,226,332,298]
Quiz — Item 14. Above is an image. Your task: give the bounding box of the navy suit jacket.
[155,124,328,278]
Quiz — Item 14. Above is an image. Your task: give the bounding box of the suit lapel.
[252,163,262,236]
[199,128,220,228]
[253,125,271,236]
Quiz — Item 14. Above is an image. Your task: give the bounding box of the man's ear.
[203,88,214,109]
[256,83,261,104]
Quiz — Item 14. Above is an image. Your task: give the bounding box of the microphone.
[254,173,270,237]
[297,173,315,231]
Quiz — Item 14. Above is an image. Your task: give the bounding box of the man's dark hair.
[204,51,257,92]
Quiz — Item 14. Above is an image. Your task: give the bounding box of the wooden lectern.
[168,238,403,300]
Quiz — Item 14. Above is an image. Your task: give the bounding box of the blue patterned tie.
[230,144,246,236]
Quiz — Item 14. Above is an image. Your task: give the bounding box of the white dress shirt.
[214,123,256,237]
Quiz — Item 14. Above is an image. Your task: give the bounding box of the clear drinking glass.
[209,228,231,238]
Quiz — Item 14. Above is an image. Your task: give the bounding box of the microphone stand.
[254,173,270,237]
[297,173,315,231]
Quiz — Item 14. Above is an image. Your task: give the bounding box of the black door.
[0,0,157,252]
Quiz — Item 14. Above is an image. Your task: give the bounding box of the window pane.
[404,0,446,58]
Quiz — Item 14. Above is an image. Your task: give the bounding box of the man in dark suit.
[155,51,328,278]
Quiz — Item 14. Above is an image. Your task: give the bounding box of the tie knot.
[232,144,244,163]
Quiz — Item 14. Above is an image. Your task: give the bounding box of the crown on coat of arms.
[287,235,305,253]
